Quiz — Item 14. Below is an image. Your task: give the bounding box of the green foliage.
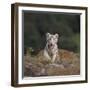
[59,34,80,52]
[23,11,80,53]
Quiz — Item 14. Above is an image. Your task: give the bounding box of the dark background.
[23,11,80,54]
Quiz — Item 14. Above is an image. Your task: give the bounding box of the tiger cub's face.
[46,33,59,48]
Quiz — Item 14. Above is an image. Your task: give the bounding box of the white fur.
[44,33,59,62]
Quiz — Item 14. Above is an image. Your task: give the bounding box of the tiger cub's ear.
[46,33,51,40]
[46,33,50,37]
[55,33,59,39]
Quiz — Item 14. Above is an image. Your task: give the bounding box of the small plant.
[26,47,34,55]
[29,47,34,52]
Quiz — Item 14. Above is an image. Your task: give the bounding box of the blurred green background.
[23,11,80,54]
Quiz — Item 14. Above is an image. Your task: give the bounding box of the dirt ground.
[24,49,80,77]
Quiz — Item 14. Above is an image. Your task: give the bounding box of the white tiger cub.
[44,33,59,62]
